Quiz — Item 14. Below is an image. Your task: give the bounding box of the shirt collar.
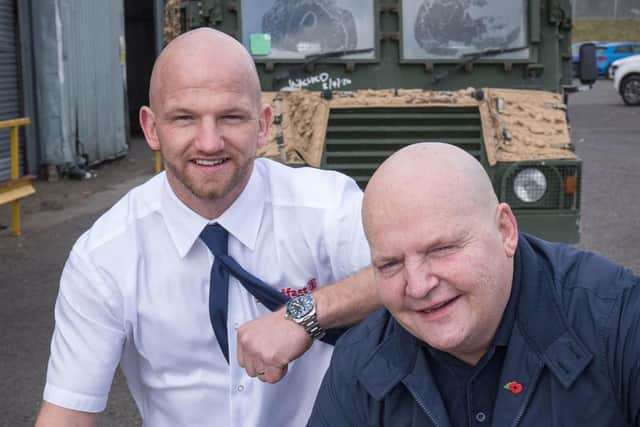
[214,164,265,252]
[161,165,265,258]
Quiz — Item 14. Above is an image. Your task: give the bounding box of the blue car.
[595,42,640,77]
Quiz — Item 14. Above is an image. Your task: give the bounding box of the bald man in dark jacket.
[308,142,640,427]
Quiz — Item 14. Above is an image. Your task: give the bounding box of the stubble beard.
[166,154,255,202]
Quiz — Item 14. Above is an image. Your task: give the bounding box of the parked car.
[609,54,640,79]
[596,42,640,77]
[613,54,640,105]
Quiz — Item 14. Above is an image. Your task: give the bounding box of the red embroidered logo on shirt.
[255,278,318,303]
[280,278,318,297]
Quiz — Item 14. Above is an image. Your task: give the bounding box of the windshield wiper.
[432,45,529,84]
[303,47,374,65]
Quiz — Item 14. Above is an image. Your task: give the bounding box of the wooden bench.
[0,117,34,236]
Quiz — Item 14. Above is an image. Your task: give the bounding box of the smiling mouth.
[421,296,460,314]
[194,158,228,166]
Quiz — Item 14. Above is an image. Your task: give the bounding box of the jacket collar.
[358,234,593,402]
[358,317,452,427]
[359,317,419,400]
[513,233,593,388]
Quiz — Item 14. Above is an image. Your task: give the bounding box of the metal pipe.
[10,125,20,236]
[155,151,163,173]
[10,126,18,180]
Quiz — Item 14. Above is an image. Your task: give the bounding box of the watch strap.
[299,313,326,339]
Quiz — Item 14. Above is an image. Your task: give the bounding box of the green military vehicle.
[166,0,596,243]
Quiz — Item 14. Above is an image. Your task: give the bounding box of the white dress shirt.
[43,158,371,427]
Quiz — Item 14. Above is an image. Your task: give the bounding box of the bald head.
[363,143,518,366]
[363,142,500,239]
[149,28,261,110]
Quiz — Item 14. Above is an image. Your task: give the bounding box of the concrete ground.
[0,137,153,426]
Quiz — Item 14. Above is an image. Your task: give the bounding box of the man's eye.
[174,115,193,122]
[377,261,399,273]
[432,245,456,256]
[222,114,247,123]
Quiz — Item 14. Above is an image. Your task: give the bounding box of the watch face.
[286,294,314,319]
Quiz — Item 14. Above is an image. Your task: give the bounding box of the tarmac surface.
[0,137,152,426]
[0,80,638,426]
[569,79,640,273]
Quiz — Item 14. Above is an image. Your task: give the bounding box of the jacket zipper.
[406,386,440,427]
[510,386,534,427]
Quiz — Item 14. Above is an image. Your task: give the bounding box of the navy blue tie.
[200,223,345,362]
[200,224,289,362]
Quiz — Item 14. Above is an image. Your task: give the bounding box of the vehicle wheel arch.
[619,73,640,106]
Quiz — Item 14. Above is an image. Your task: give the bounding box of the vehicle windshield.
[401,0,529,60]
[241,0,376,60]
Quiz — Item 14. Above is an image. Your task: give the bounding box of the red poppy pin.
[504,380,523,395]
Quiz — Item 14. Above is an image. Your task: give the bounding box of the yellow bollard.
[11,201,21,236]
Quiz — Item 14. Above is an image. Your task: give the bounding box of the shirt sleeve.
[43,246,126,412]
[324,177,371,280]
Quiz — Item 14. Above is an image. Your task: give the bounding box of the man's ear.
[140,106,160,151]
[496,203,518,257]
[256,103,273,148]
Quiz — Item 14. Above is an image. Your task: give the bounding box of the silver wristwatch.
[284,294,326,339]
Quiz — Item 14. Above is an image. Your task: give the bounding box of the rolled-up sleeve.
[43,247,126,412]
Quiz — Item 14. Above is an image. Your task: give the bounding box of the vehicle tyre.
[620,75,640,106]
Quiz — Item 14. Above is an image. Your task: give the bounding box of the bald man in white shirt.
[36,28,377,427]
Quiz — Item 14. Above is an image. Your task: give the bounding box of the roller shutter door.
[0,0,23,181]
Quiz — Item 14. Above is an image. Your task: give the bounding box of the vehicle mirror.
[578,43,597,85]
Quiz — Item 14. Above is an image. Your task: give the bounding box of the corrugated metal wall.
[0,0,23,181]
[32,0,127,167]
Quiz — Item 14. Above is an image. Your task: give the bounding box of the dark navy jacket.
[308,234,640,426]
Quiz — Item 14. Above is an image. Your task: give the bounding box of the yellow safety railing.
[0,117,34,236]
[155,151,163,173]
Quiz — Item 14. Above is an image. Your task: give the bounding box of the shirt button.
[475,411,486,423]
[233,322,240,329]
[236,385,245,392]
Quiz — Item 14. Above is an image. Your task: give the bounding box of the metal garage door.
[0,0,23,181]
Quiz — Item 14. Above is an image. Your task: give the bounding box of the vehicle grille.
[321,107,484,189]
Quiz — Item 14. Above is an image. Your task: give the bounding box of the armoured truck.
[164,0,596,243]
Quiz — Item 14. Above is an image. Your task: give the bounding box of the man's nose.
[404,262,438,299]
[194,117,224,152]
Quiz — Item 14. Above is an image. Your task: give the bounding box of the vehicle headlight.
[513,168,547,202]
